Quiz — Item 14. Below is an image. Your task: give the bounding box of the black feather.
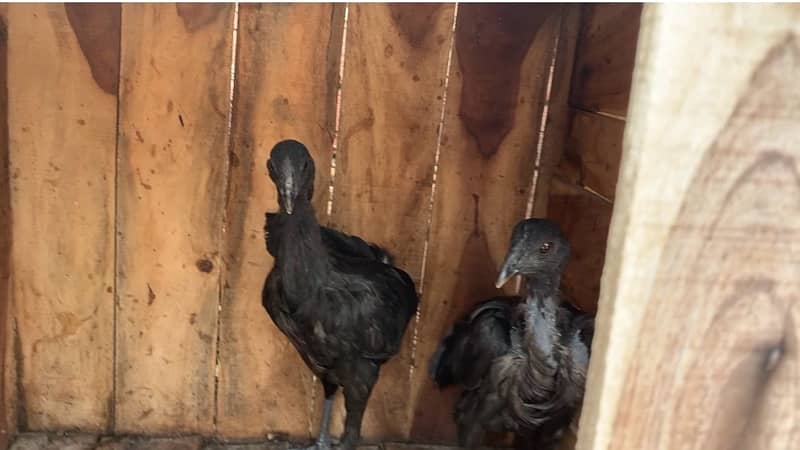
[262,140,419,450]
[430,296,518,389]
[429,219,595,449]
[266,212,394,265]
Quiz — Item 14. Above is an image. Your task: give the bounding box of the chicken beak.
[283,171,297,215]
[495,255,518,288]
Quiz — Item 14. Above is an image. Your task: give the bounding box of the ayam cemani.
[430,218,595,450]
[261,139,419,450]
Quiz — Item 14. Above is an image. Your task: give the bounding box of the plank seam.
[213,2,241,436]
[325,4,349,220]
[570,106,627,122]
[310,3,350,438]
[110,3,123,435]
[0,9,12,444]
[551,173,615,205]
[524,10,562,224]
[307,3,350,436]
[519,9,563,293]
[410,3,459,415]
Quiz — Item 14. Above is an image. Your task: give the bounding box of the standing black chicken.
[262,140,419,450]
[429,218,594,449]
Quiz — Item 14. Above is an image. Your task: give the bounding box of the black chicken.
[262,140,419,450]
[430,218,594,449]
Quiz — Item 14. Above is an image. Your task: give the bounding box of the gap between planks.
[410,2,460,399]
[570,106,626,122]
[110,3,123,435]
[517,8,563,294]
[213,2,241,436]
[310,2,351,438]
[524,15,561,221]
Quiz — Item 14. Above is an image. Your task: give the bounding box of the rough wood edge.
[574,4,654,449]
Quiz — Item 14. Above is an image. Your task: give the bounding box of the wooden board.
[546,180,612,313]
[328,4,456,441]
[532,6,582,218]
[555,110,625,201]
[0,7,10,447]
[115,4,233,434]
[407,4,561,443]
[6,4,119,432]
[577,4,800,450]
[216,3,344,440]
[569,4,642,117]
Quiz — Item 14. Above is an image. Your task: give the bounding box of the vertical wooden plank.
[329,4,455,441]
[578,5,800,450]
[546,180,612,313]
[533,5,582,218]
[569,4,642,117]
[544,3,641,316]
[115,4,233,434]
[0,6,10,448]
[6,4,119,432]
[217,3,344,440]
[408,4,561,443]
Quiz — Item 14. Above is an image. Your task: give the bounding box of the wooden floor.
[8,425,579,450]
[7,433,581,450]
[8,434,469,450]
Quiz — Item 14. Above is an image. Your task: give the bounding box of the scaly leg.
[292,381,339,450]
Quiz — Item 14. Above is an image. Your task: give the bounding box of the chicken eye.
[539,242,552,253]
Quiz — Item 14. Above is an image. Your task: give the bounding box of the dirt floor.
[8,433,459,450]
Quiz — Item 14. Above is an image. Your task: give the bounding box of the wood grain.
[546,180,612,314]
[0,6,9,448]
[6,3,119,432]
[407,4,560,443]
[569,4,642,117]
[216,3,344,440]
[115,4,233,434]
[543,4,634,318]
[328,4,455,441]
[555,110,625,201]
[532,6,582,219]
[577,5,800,450]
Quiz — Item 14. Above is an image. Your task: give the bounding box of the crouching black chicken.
[262,140,419,450]
[429,218,594,449]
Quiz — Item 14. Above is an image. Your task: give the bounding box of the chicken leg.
[339,363,378,450]
[293,381,338,450]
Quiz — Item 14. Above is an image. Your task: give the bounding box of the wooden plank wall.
[328,4,456,442]
[546,4,642,313]
[115,4,234,434]
[1,3,582,447]
[0,6,9,449]
[217,3,343,440]
[6,3,120,433]
[409,4,564,443]
[577,4,800,450]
